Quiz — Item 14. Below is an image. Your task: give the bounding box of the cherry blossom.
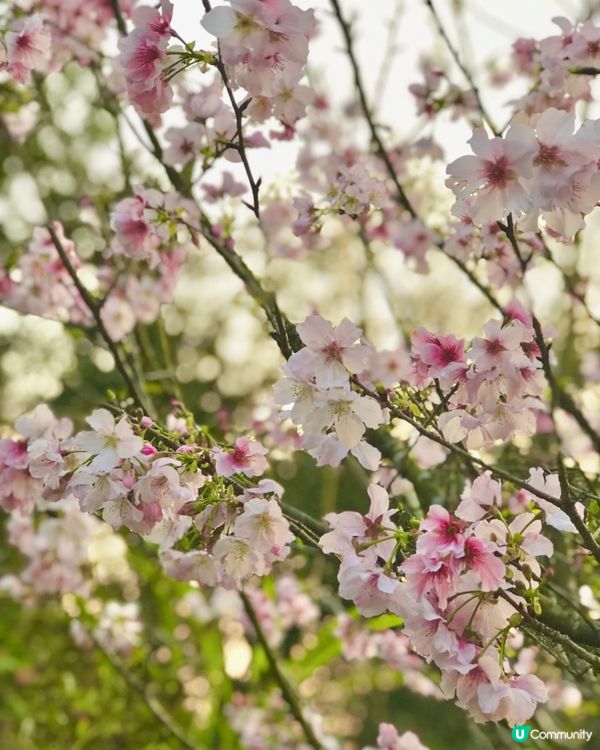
[446,125,537,224]
[2,15,52,84]
[73,409,143,473]
[1,0,599,739]
[290,314,371,389]
[213,436,268,477]
[364,724,431,750]
[202,0,316,99]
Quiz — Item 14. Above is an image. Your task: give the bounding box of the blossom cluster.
[335,614,440,699]
[409,60,479,122]
[513,17,600,114]
[225,690,334,750]
[1,495,110,600]
[0,14,52,84]
[0,404,295,592]
[71,601,143,657]
[279,103,443,269]
[117,0,175,123]
[1,195,193,342]
[202,0,316,123]
[446,108,600,240]
[115,0,316,131]
[273,314,388,470]
[364,724,431,750]
[1,2,137,79]
[411,314,546,449]
[274,311,545,463]
[319,472,569,726]
[243,575,320,647]
[0,223,93,327]
[290,161,392,240]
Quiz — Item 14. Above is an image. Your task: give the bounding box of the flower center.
[483,157,514,189]
[484,338,505,356]
[323,340,343,360]
[534,142,565,169]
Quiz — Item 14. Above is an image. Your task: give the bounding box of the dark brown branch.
[329,0,417,218]
[569,66,600,75]
[214,53,262,218]
[109,0,127,35]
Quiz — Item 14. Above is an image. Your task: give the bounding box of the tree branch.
[241,591,324,750]
[424,0,500,135]
[329,0,505,316]
[329,0,417,218]
[47,224,151,415]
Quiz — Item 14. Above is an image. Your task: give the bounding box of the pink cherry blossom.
[478,673,548,726]
[214,437,268,477]
[320,483,397,558]
[3,15,52,84]
[111,193,156,261]
[73,409,143,472]
[212,536,266,585]
[411,328,466,386]
[525,468,578,532]
[233,497,294,553]
[290,314,371,388]
[365,724,431,750]
[338,557,404,617]
[462,536,505,590]
[446,125,537,224]
[401,554,458,609]
[456,472,502,521]
[417,505,465,557]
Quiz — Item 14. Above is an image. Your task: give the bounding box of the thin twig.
[214,53,262,218]
[329,0,505,316]
[47,224,151,414]
[424,0,499,135]
[329,0,416,218]
[241,591,324,750]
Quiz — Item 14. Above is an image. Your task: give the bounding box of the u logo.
[512,726,532,743]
